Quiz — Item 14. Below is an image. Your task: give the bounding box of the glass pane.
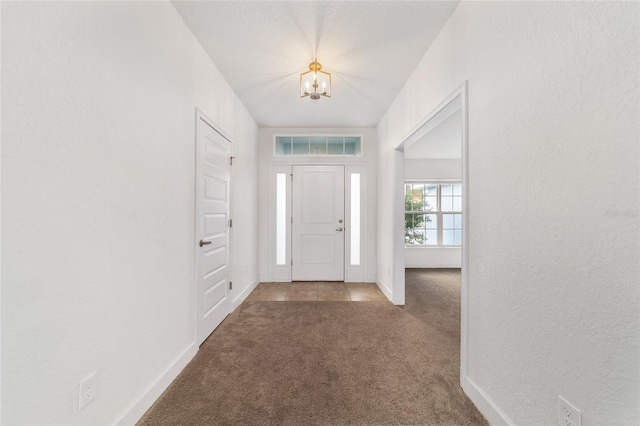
[405,213,419,244]
[276,173,287,264]
[406,188,423,212]
[310,136,326,155]
[456,214,462,229]
[425,184,438,196]
[275,136,291,155]
[350,174,361,265]
[424,214,437,230]
[453,184,462,196]
[441,196,453,212]
[424,230,438,245]
[327,137,344,155]
[443,214,454,229]
[453,196,462,212]
[344,136,361,155]
[292,136,309,155]
[443,229,455,245]
[424,196,437,211]
[441,184,453,196]
[454,230,462,245]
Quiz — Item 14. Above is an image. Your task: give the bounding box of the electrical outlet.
[558,396,581,426]
[79,371,98,410]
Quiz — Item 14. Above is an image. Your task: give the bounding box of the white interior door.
[292,165,345,281]
[196,114,231,345]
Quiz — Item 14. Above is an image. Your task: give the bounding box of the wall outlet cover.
[79,371,98,410]
[558,395,581,426]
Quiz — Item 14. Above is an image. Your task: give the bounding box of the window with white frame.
[404,181,462,246]
[274,135,362,156]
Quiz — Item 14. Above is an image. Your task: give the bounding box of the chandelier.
[300,59,331,100]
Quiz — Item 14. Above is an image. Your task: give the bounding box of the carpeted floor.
[138,269,487,425]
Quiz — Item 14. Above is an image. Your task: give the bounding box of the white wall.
[377,2,639,424]
[258,128,377,283]
[404,159,461,180]
[404,159,462,268]
[1,2,258,424]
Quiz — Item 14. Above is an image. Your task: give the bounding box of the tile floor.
[246,282,387,302]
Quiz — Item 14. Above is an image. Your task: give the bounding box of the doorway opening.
[393,82,469,384]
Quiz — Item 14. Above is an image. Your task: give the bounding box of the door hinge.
[290,173,293,179]
[230,156,236,166]
[229,219,233,228]
[229,281,233,290]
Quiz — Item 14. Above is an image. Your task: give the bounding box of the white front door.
[196,113,231,345]
[292,165,345,281]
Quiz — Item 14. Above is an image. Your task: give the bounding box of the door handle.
[336,227,344,232]
[199,240,212,247]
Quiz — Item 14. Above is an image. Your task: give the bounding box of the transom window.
[404,181,462,246]
[275,135,362,156]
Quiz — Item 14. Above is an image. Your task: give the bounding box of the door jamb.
[391,81,469,385]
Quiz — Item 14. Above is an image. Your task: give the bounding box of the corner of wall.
[462,376,514,426]
[232,276,260,310]
[114,343,198,425]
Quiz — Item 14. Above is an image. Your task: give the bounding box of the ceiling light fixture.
[300,59,331,100]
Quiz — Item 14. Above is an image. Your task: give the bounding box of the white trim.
[392,150,406,305]
[114,343,197,425]
[460,82,470,384]
[232,276,260,310]
[392,81,470,387]
[462,376,514,426]
[376,278,393,301]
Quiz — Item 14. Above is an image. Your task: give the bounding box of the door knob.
[336,227,344,232]
[199,240,212,247]
[338,219,343,223]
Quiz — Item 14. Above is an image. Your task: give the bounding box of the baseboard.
[405,263,462,268]
[114,343,198,425]
[462,375,514,426]
[376,278,393,302]
[232,275,260,310]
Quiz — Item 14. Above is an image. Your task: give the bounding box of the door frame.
[392,81,469,384]
[268,162,367,283]
[194,108,233,344]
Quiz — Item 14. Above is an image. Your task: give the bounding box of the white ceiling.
[405,109,461,159]
[172,1,460,128]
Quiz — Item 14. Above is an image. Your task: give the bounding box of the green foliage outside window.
[405,192,432,244]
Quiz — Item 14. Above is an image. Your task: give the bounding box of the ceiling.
[405,109,461,159]
[172,1,460,128]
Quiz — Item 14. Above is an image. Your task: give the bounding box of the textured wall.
[378,2,639,424]
[1,2,258,424]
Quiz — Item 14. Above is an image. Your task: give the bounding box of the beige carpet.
[138,269,487,425]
